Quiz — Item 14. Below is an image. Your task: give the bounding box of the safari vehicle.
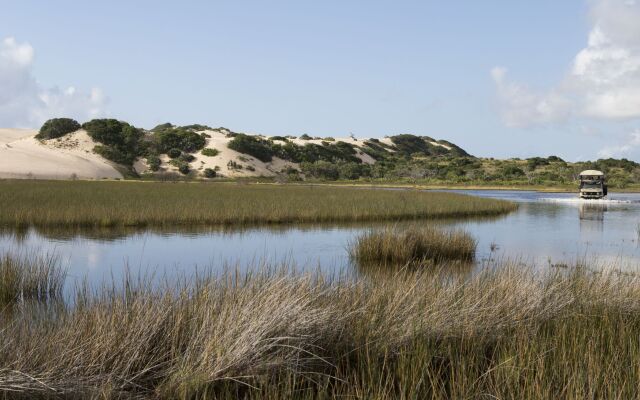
[579,170,607,199]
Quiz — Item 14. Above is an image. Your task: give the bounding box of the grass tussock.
[351,225,477,265]
[0,260,640,398]
[0,253,65,304]
[0,180,516,228]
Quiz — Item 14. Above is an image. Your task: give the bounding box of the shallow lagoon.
[2,190,640,286]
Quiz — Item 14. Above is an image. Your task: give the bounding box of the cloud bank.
[0,37,108,128]
[492,0,640,129]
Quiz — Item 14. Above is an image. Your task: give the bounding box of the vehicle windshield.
[582,182,602,189]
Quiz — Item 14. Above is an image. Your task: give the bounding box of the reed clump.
[0,180,517,228]
[0,253,65,304]
[351,225,477,265]
[1,261,640,398]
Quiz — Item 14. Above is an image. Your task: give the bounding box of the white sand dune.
[0,129,122,180]
[142,129,374,178]
[2,127,450,180]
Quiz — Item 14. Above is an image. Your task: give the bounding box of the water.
[2,190,640,286]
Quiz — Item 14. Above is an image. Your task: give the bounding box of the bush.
[155,127,207,153]
[203,168,217,178]
[390,134,437,157]
[181,124,212,132]
[338,162,371,180]
[147,155,161,172]
[167,148,182,159]
[179,154,195,163]
[36,118,81,139]
[83,119,144,165]
[300,161,340,180]
[177,162,190,175]
[499,165,526,178]
[527,157,550,171]
[150,122,173,132]
[227,134,274,162]
[201,148,219,157]
[547,155,565,163]
[299,134,312,140]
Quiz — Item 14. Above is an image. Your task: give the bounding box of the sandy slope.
[1,127,449,180]
[0,129,122,180]
[142,129,381,178]
[136,129,299,178]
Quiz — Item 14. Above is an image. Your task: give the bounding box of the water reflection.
[2,190,640,288]
[579,202,607,234]
[0,213,510,243]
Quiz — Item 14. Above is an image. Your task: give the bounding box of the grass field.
[0,180,516,228]
[1,256,639,398]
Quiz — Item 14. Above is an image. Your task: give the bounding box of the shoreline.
[4,176,640,194]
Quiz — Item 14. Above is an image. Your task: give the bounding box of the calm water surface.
[2,190,640,286]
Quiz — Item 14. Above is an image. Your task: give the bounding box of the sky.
[1,0,639,161]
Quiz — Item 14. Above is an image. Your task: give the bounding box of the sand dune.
[1,127,451,180]
[0,129,122,180]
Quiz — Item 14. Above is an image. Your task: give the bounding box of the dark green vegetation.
[352,226,476,265]
[0,181,516,228]
[83,119,145,165]
[1,257,640,398]
[226,133,364,165]
[35,118,81,140]
[82,119,208,167]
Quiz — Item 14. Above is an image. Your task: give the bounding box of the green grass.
[0,180,516,228]
[351,225,477,265]
[0,260,639,398]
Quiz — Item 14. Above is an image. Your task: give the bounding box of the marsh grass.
[0,253,65,304]
[0,260,640,398]
[351,225,477,266]
[0,180,516,228]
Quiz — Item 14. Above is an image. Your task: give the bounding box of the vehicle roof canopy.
[579,170,604,177]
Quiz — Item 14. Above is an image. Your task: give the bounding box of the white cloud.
[491,67,572,128]
[492,0,640,127]
[597,129,640,158]
[0,37,108,128]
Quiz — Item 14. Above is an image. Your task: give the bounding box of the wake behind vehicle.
[579,170,607,199]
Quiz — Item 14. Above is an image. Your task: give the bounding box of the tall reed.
[0,253,65,304]
[0,261,639,398]
[351,225,477,265]
[0,180,517,228]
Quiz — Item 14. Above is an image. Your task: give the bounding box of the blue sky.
[1,0,639,160]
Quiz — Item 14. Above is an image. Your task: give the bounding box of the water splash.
[539,197,635,204]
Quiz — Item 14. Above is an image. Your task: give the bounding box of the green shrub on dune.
[227,134,274,162]
[83,119,145,166]
[201,148,219,157]
[154,126,206,153]
[36,118,81,140]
